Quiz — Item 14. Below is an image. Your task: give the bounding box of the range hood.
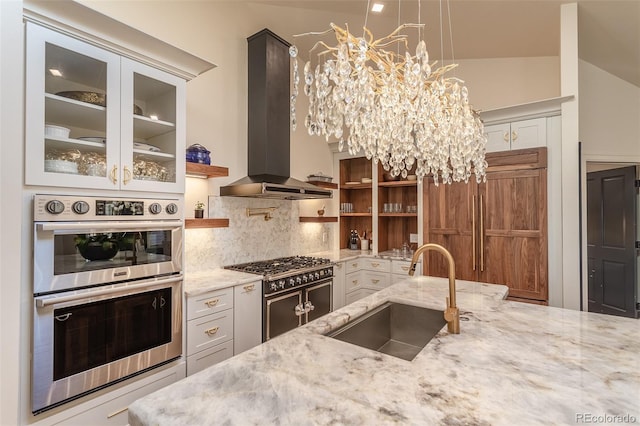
[220,29,332,200]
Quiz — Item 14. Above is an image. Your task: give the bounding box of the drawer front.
[362,270,390,290]
[187,310,233,356]
[391,260,421,276]
[345,271,362,292]
[345,258,361,275]
[362,258,390,273]
[187,287,234,321]
[345,288,378,305]
[186,340,233,376]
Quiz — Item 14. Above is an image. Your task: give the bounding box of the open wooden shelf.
[186,162,229,178]
[185,218,229,229]
[341,182,372,190]
[307,180,338,190]
[299,216,338,223]
[340,213,372,217]
[378,180,418,187]
[379,213,418,217]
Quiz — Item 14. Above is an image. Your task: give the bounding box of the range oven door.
[264,290,302,342]
[304,279,333,323]
[33,220,182,294]
[32,275,182,414]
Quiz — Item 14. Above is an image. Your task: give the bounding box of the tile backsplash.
[184,196,334,271]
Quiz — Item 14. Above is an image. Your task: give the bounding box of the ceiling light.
[371,3,384,13]
[289,0,488,184]
[48,68,63,77]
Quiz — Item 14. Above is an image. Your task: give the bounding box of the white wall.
[1,1,24,424]
[579,59,640,160]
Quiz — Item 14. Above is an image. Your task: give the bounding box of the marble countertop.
[183,268,261,296]
[129,277,640,425]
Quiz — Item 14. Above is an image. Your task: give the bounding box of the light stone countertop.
[129,276,640,425]
[183,268,261,296]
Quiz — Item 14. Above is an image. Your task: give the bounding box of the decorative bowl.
[383,172,401,182]
[45,124,70,139]
[407,175,417,181]
[186,144,211,164]
[56,91,106,107]
[76,236,119,261]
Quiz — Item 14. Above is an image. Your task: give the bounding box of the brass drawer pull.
[205,299,219,308]
[400,266,409,271]
[371,262,380,267]
[205,326,219,336]
[352,280,359,286]
[351,262,358,267]
[243,284,255,292]
[107,406,128,419]
[371,279,380,284]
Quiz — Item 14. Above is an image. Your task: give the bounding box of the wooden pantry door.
[479,168,548,302]
[423,178,479,282]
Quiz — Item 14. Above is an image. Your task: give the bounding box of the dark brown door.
[423,179,479,281]
[587,166,638,318]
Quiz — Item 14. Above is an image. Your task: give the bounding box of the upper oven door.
[34,221,183,294]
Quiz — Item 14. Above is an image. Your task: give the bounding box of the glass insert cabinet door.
[24,22,185,193]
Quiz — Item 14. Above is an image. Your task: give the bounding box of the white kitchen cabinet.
[332,261,346,310]
[33,362,185,426]
[345,288,378,305]
[25,22,185,193]
[233,281,262,355]
[391,259,420,284]
[484,117,546,153]
[185,288,234,375]
[344,258,391,303]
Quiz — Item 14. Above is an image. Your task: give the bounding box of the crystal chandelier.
[289,1,487,184]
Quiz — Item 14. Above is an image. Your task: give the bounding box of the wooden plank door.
[479,168,548,302]
[587,166,638,318]
[423,179,479,281]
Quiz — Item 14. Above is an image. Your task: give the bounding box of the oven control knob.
[326,268,333,276]
[296,276,302,285]
[288,278,295,287]
[165,203,178,215]
[308,273,315,282]
[270,282,278,292]
[71,201,89,215]
[148,203,162,215]
[314,272,320,280]
[45,200,65,215]
[278,280,286,289]
[302,275,308,283]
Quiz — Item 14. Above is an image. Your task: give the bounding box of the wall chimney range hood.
[220,29,332,200]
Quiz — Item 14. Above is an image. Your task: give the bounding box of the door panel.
[587,166,637,317]
[265,291,301,341]
[423,180,478,281]
[480,169,547,301]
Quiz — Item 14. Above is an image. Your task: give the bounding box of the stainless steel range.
[226,256,333,341]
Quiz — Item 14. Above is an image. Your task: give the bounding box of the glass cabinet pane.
[44,43,108,178]
[131,73,177,184]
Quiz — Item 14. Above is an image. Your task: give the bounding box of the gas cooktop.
[225,256,331,277]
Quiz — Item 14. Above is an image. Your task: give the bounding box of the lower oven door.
[264,290,302,342]
[304,279,333,323]
[32,275,182,414]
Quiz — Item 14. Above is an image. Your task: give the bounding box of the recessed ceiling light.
[371,3,384,13]
[48,68,63,77]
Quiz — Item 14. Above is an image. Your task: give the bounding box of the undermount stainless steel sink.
[326,302,446,361]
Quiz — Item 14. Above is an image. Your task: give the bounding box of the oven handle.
[36,221,183,232]
[35,275,182,308]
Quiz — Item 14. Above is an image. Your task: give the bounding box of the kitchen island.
[129,277,640,425]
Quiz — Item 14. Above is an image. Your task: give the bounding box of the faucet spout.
[408,243,460,334]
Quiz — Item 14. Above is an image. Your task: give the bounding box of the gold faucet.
[408,243,460,334]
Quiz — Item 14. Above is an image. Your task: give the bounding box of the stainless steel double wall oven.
[32,194,183,414]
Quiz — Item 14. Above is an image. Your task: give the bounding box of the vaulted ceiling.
[249,0,640,87]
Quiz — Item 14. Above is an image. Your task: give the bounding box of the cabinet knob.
[503,132,509,142]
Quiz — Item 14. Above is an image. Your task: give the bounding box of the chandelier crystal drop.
[289,23,488,184]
